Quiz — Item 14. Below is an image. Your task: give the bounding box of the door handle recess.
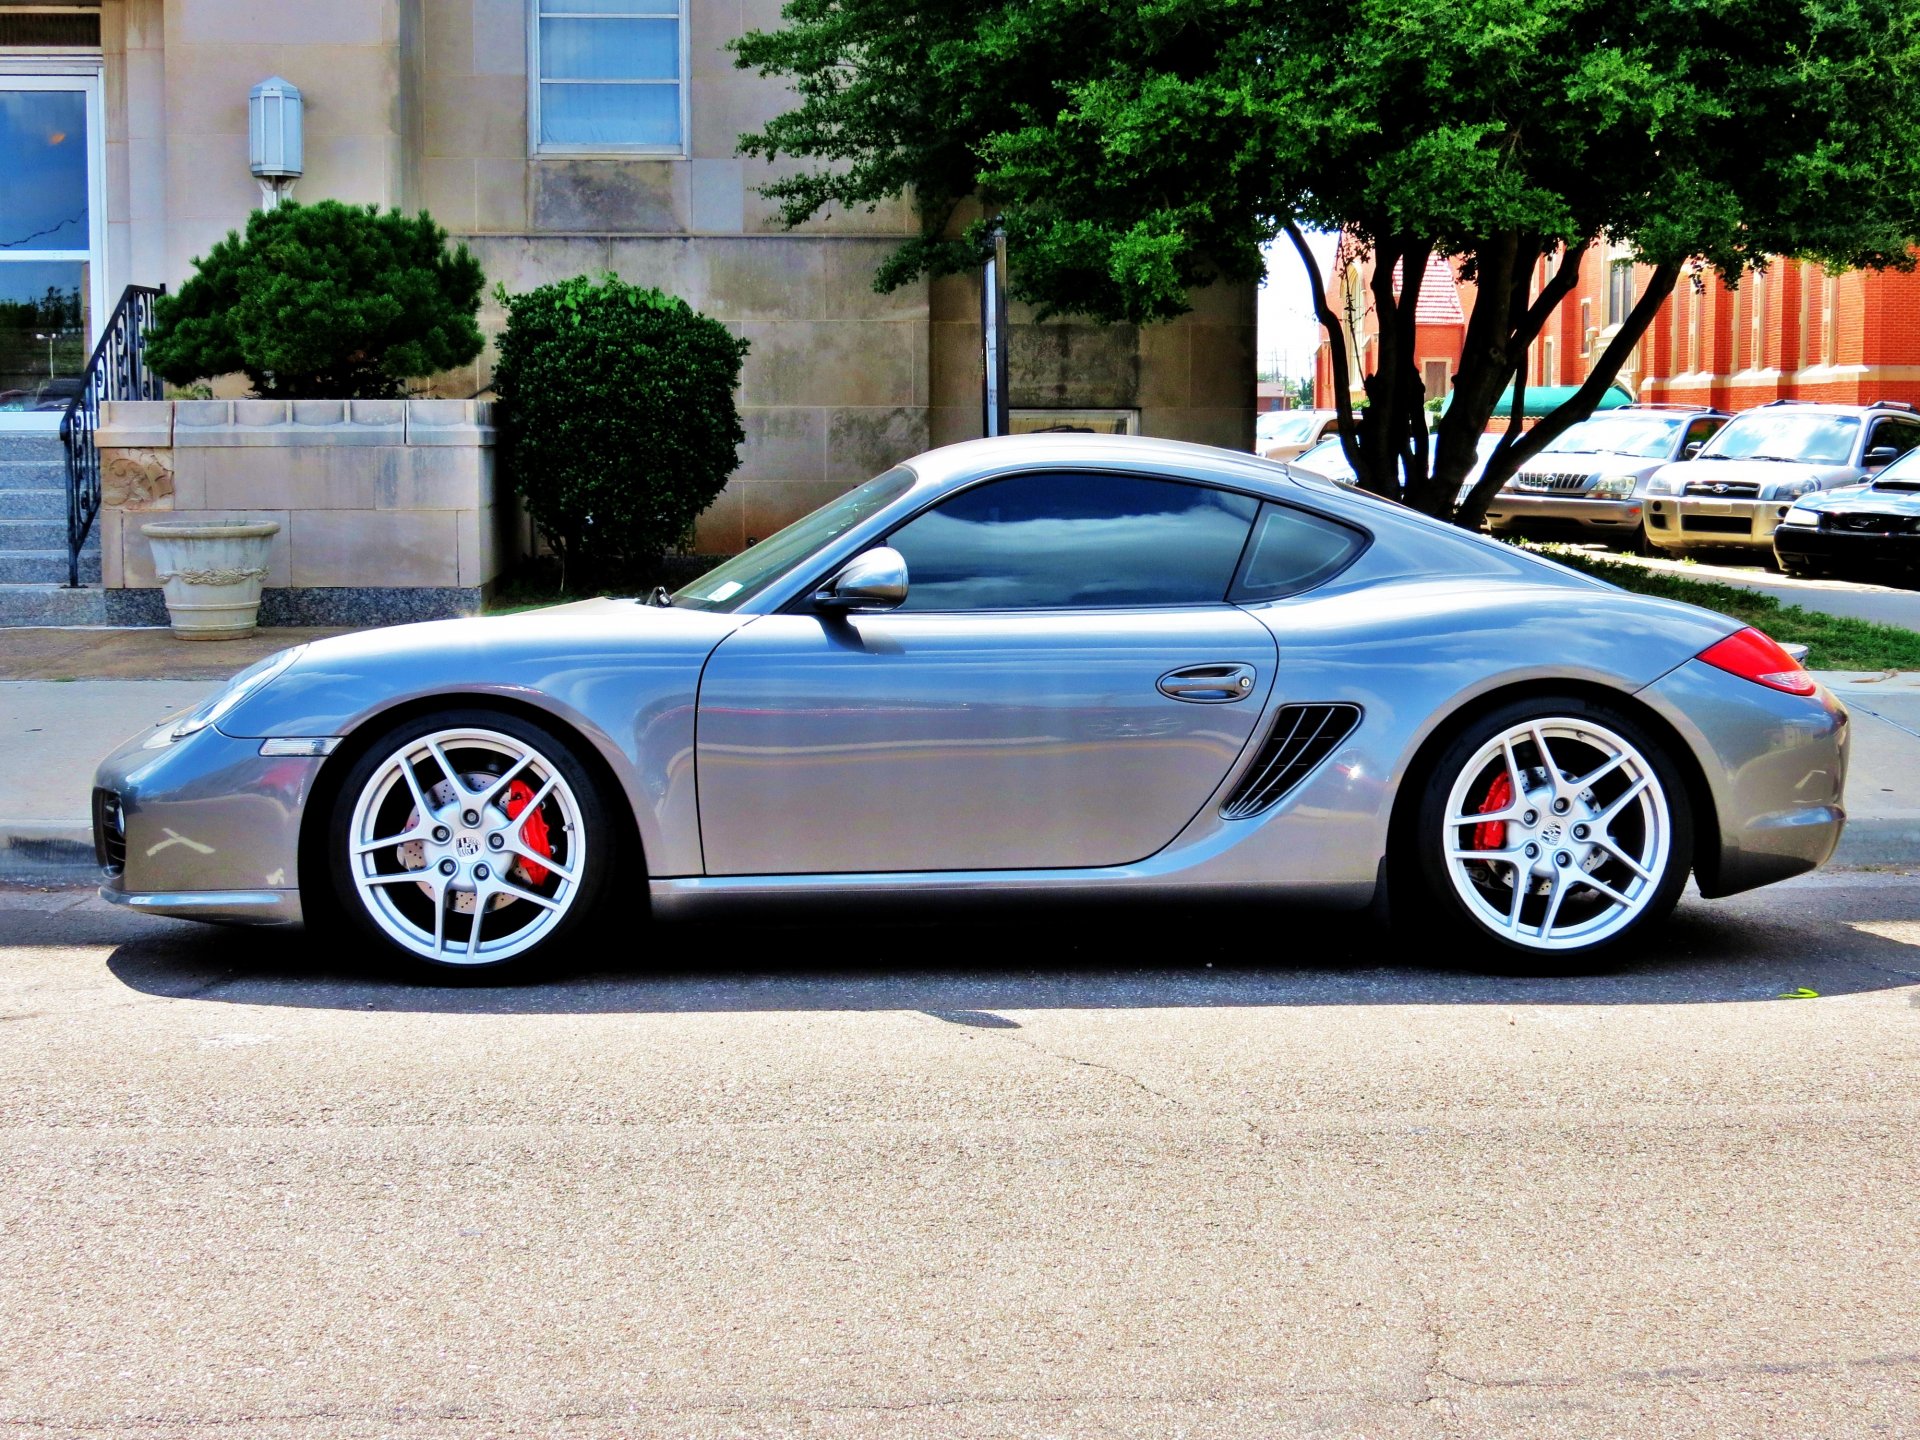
[1158,663,1257,703]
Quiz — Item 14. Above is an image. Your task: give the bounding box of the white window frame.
[527,0,691,158]
[0,63,107,432]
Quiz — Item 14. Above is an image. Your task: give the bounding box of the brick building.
[1316,240,1920,417]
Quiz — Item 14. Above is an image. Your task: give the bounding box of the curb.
[0,825,96,884]
[6,824,1918,890]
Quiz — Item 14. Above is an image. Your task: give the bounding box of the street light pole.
[982,224,1010,437]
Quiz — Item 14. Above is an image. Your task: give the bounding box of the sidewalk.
[1594,550,1920,629]
[3,626,1917,882]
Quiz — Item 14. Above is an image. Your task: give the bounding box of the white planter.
[139,521,281,640]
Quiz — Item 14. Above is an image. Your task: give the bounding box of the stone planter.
[139,521,282,640]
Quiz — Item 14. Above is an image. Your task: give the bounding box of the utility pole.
[982,224,1010,437]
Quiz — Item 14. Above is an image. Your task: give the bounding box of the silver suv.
[1484,405,1727,550]
[1644,400,1920,556]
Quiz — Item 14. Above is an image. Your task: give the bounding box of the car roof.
[901,433,1303,497]
[1729,400,1920,418]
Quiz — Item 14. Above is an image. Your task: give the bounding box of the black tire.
[1404,694,1694,972]
[326,708,613,983]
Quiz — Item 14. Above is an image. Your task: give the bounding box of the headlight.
[1782,505,1823,528]
[167,647,305,741]
[1772,477,1821,500]
[1591,474,1639,500]
[1645,474,1681,496]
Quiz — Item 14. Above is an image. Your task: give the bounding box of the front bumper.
[1773,524,1920,567]
[1645,496,1797,551]
[1484,494,1645,535]
[92,719,322,924]
[1639,657,1847,896]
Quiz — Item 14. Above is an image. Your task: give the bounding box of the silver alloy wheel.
[346,726,585,964]
[1441,717,1671,951]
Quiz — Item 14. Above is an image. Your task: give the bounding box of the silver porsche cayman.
[93,435,1848,978]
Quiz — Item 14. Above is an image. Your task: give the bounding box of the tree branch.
[1284,219,1365,483]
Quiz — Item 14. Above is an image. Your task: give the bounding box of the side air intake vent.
[1220,704,1362,819]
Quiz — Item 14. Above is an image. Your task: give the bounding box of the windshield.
[1701,412,1859,465]
[1876,448,1920,485]
[671,467,917,612]
[1542,416,1684,458]
[1257,411,1321,443]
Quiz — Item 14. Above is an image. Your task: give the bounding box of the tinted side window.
[1869,419,1920,458]
[1232,503,1368,600]
[886,471,1258,611]
[1684,418,1721,450]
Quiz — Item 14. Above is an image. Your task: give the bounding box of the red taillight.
[1697,628,1817,696]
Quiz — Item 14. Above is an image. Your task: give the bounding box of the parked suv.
[1643,400,1920,557]
[1483,404,1727,550]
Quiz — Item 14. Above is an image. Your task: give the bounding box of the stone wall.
[96,398,503,625]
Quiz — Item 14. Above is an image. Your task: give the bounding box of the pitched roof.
[1391,255,1466,326]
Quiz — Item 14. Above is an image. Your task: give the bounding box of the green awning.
[1441,382,1635,419]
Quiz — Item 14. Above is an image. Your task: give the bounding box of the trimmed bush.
[492,275,750,589]
[146,201,485,399]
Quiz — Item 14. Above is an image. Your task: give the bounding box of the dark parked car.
[1773,446,1920,576]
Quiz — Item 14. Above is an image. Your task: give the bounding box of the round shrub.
[492,275,750,589]
[146,201,485,399]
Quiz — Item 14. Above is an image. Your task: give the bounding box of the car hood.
[1652,458,1857,490]
[1519,450,1660,477]
[213,600,749,739]
[1799,483,1920,516]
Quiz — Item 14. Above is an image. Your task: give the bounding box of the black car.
[1773,446,1920,577]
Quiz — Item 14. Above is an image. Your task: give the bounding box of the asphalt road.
[4,875,1920,1438]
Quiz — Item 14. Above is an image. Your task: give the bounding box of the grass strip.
[1532,545,1920,672]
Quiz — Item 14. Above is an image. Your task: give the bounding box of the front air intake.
[1220,704,1362,819]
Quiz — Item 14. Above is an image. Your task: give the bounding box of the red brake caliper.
[1472,771,1513,852]
[503,779,553,885]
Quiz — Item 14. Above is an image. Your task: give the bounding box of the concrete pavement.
[2,873,1918,1436]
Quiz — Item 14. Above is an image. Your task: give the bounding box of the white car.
[1286,432,1504,507]
[1255,409,1340,462]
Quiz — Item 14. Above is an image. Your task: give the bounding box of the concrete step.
[0,434,65,463]
[0,460,67,489]
[0,520,68,549]
[0,583,105,626]
[0,549,99,585]
[0,488,68,521]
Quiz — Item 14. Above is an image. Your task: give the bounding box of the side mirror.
[1682,440,1704,458]
[1866,445,1901,468]
[813,547,908,613]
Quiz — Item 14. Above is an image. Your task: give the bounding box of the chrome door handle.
[1158,663,1257,703]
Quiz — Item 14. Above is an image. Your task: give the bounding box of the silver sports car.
[93,435,1848,978]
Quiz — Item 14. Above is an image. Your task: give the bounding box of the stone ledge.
[125,399,495,448]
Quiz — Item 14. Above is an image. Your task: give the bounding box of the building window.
[1422,358,1450,402]
[1729,283,1744,373]
[1607,261,1634,327]
[1750,268,1766,369]
[1578,299,1592,358]
[1687,287,1701,374]
[530,0,687,153]
[1821,274,1838,366]
[1541,336,1556,386]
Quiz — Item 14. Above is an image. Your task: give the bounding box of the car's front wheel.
[1411,698,1692,965]
[328,710,608,979]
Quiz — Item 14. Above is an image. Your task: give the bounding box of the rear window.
[1232,503,1369,600]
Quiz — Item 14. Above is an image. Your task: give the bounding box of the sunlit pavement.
[2,873,1918,1438]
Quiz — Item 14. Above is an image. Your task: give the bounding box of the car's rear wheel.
[328,710,607,980]
[1411,698,1692,966]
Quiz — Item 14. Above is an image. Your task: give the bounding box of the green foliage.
[1533,545,1920,672]
[145,201,485,399]
[492,275,750,589]
[735,0,1920,517]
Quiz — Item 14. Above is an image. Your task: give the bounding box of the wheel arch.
[1383,676,1723,905]
[296,692,649,925]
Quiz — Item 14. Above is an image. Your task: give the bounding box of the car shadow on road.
[89,885,1920,1017]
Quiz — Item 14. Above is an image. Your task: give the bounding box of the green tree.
[492,275,750,590]
[735,0,1920,522]
[146,201,484,399]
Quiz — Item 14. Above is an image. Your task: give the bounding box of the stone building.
[0,0,1253,617]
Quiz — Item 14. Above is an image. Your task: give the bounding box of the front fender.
[212,606,748,878]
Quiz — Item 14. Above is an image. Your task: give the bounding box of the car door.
[694,470,1281,875]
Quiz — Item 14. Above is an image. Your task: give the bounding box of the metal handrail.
[59,284,165,588]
